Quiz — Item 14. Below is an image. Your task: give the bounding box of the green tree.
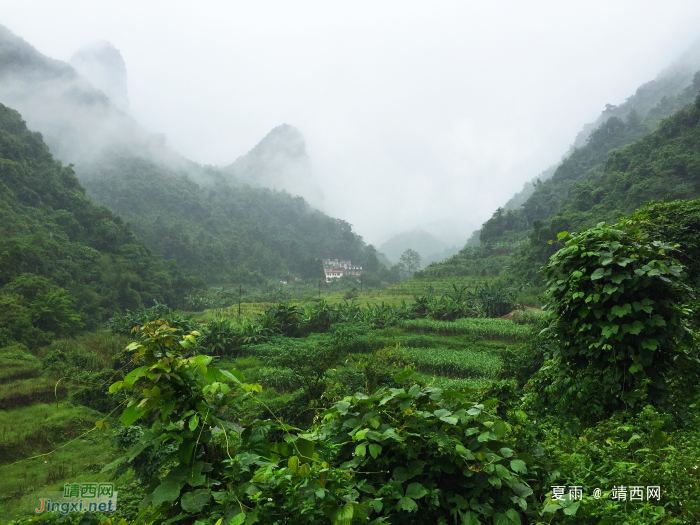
[399,249,421,277]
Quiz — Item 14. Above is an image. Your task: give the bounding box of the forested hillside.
[0,25,376,284]
[83,155,368,283]
[420,70,700,280]
[0,103,200,347]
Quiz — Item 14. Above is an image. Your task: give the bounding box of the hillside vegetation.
[0,25,377,285]
[0,103,200,347]
[422,73,700,282]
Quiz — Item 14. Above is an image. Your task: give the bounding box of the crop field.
[379,276,493,296]
[405,346,502,378]
[400,317,532,341]
[0,303,531,523]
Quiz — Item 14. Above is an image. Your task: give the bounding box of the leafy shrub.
[345,343,414,392]
[104,324,533,525]
[71,369,123,412]
[531,222,697,422]
[198,316,237,356]
[532,405,700,523]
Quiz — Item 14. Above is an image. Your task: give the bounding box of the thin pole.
[318,277,321,297]
[238,284,241,317]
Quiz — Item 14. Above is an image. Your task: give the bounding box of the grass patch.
[405,347,502,378]
[413,372,494,391]
[0,428,116,522]
[0,377,67,410]
[400,318,532,341]
[0,345,41,382]
[0,402,103,465]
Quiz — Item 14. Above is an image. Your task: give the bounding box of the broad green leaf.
[369,444,382,459]
[181,489,211,512]
[152,480,183,507]
[396,497,418,512]
[455,444,474,459]
[590,268,606,280]
[510,459,527,473]
[329,502,354,525]
[494,509,522,524]
[355,444,367,457]
[461,511,480,525]
[493,420,507,439]
[335,401,351,414]
[296,438,315,463]
[512,483,533,498]
[119,404,144,427]
[179,440,196,465]
[229,514,246,525]
[288,456,300,473]
[405,482,427,499]
[189,415,199,432]
[393,368,415,382]
[563,501,581,516]
[100,456,126,473]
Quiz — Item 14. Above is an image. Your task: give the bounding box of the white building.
[323,259,362,282]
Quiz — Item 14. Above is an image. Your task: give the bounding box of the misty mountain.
[0,25,374,283]
[70,40,130,112]
[464,40,700,246]
[0,25,188,171]
[221,124,324,209]
[421,76,700,281]
[570,39,700,150]
[0,102,199,346]
[379,230,459,267]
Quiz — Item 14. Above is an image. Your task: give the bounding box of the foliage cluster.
[528,221,697,423]
[0,104,203,348]
[103,322,533,525]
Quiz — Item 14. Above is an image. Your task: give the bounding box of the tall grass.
[0,377,67,410]
[399,318,532,342]
[404,347,502,378]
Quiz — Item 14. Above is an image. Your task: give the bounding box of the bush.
[105,324,534,525]
[530,222,697,422]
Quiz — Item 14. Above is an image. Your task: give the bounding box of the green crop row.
[400,318,531,341]
[405,347,502,378]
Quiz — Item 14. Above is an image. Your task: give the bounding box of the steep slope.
[70,40,130,112]
[0,25,373,283]
[516,90,700,275]
[464,41,700,248]
[0,103,199,347]
[421,74,700,281]
[83,154,367,282]
[221,124,324,209]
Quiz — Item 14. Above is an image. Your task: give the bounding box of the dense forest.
[0,103,202,347]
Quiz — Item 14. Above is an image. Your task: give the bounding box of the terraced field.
[400,317,532,341]
[0,339,125,522]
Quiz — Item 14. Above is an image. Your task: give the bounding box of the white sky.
[4,1,700,245]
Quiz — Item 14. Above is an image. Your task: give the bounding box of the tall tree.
[399,249,421,277]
